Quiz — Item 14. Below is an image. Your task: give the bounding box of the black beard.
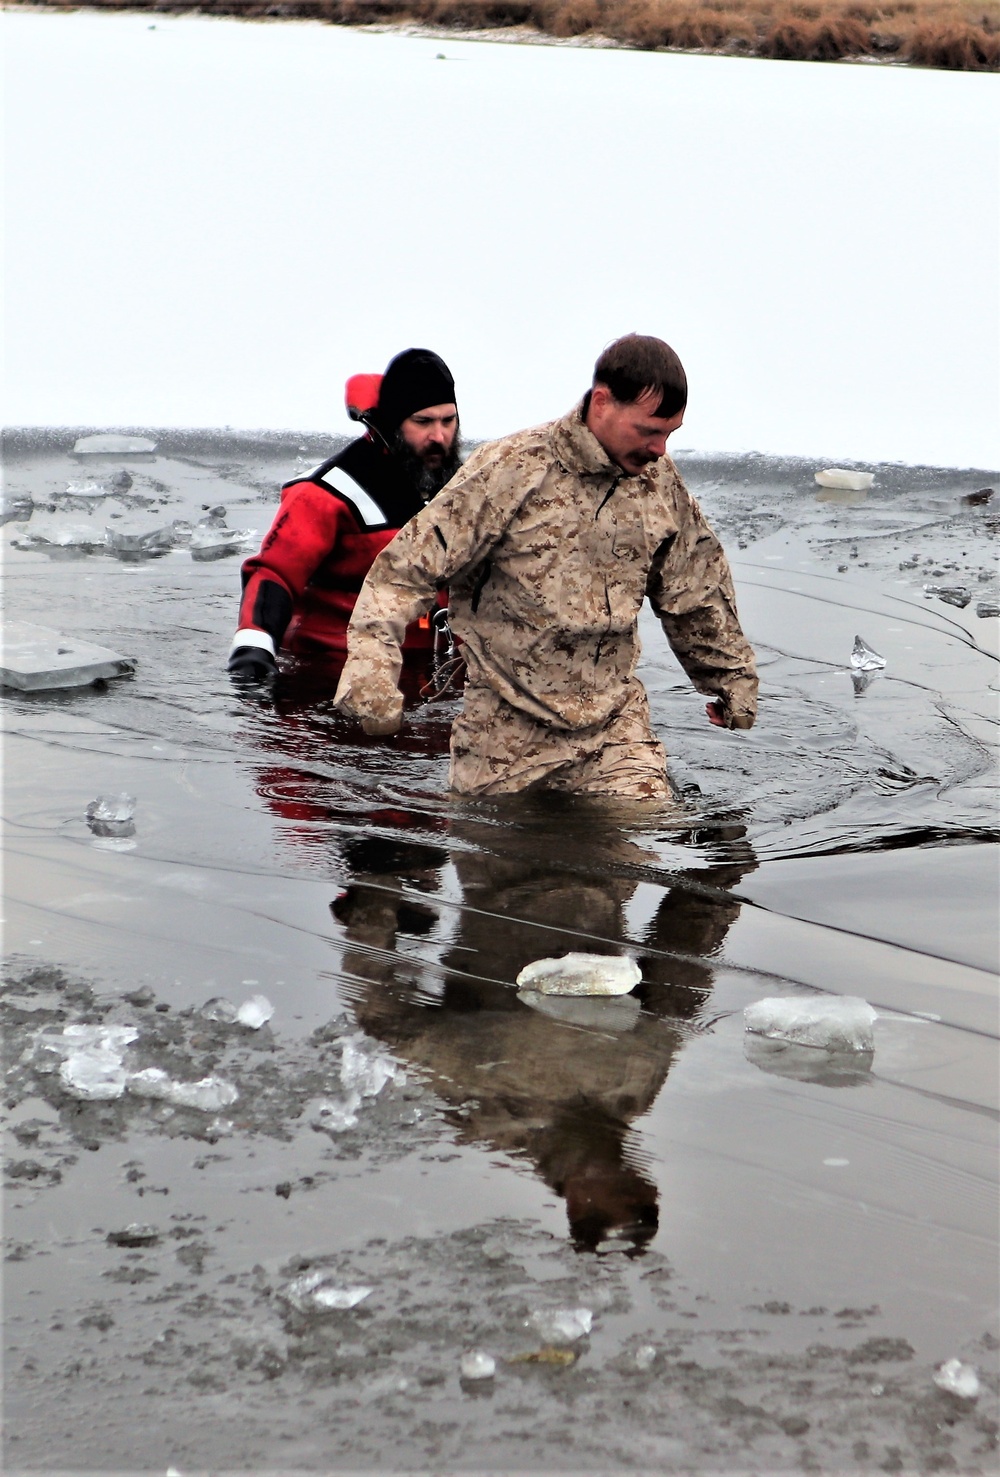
[390,429,462,500]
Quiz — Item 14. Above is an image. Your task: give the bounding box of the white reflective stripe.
[322,464,389,529]
[230,628,276,658]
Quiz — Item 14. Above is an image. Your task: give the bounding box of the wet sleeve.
[646,476,758,729]
[231,483,349,658]
[334,449,522,728]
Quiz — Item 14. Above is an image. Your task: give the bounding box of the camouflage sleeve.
[334,442,527,733]
[646,475,758,730]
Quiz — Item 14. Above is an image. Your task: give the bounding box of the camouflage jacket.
[335,402,758,733]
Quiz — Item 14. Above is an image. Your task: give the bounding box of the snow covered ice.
[850,637,886,673]
[515,953,641,997]
[528,1307,594,1343]
[235,994,274,1029]
[744,996,877,1053]
[933,1359,981,1399]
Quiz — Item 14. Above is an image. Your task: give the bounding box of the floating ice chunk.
[57,1024,139,1100]
[518,990,641,1032]
[340,1036,404,1097]
[198,996,238,1024]
[632,1344,658,1370]
[924,585,971,609]
[850,636,886,672]
[73,434,157,455]
[106,1223,160,1247]
[814,468,874,491]
[87,793,136,824]
[744,996,877,1053]
[528,1307,593,1343]
[106,520,175,555]
[1,493,33,524]
[236,993,274,1029]
[283,1272,372,1313]
[56,481,109,510]
[1,622,135,691]
[127,1067,238,1112]
[12,516,106,551]
[933,1359,980,1399]
[515,953,641,997]
[189,529,249,561]
[460,1350,496,1380]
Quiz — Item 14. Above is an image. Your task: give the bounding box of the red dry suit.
[231,434,444,662]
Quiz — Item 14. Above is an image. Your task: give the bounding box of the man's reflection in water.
[331,800,756,1256]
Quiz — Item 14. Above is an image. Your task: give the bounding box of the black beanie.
[375,348,456,432]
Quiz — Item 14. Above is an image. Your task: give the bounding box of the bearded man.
[227,347,459,680]
[334,334,757,799]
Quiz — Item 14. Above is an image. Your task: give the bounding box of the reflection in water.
[331,803,756,1256]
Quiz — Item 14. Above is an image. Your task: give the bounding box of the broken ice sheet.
[515,953,641,997]
[850,636,886,673]
[744,996,877,1053]
[282,1272,372,1314]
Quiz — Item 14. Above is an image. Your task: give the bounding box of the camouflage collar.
[550,401,620,480]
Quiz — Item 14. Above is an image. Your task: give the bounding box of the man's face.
[399,402,459,470]
[586,385,685,475]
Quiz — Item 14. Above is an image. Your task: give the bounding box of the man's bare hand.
[706,700,726,727]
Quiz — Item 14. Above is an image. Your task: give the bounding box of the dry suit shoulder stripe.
[320,465,390,530]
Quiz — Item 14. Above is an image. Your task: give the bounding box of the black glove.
[227,646,277,683]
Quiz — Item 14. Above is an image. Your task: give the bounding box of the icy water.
[2,432,999,1474]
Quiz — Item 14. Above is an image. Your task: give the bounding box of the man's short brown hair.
[593,334,688,419]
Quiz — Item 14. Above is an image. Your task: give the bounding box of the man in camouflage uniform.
[335,335,758,798]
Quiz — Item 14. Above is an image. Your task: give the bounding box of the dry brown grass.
[10,0,999,67]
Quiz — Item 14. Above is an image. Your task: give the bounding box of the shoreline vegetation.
[9,0,999,68]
